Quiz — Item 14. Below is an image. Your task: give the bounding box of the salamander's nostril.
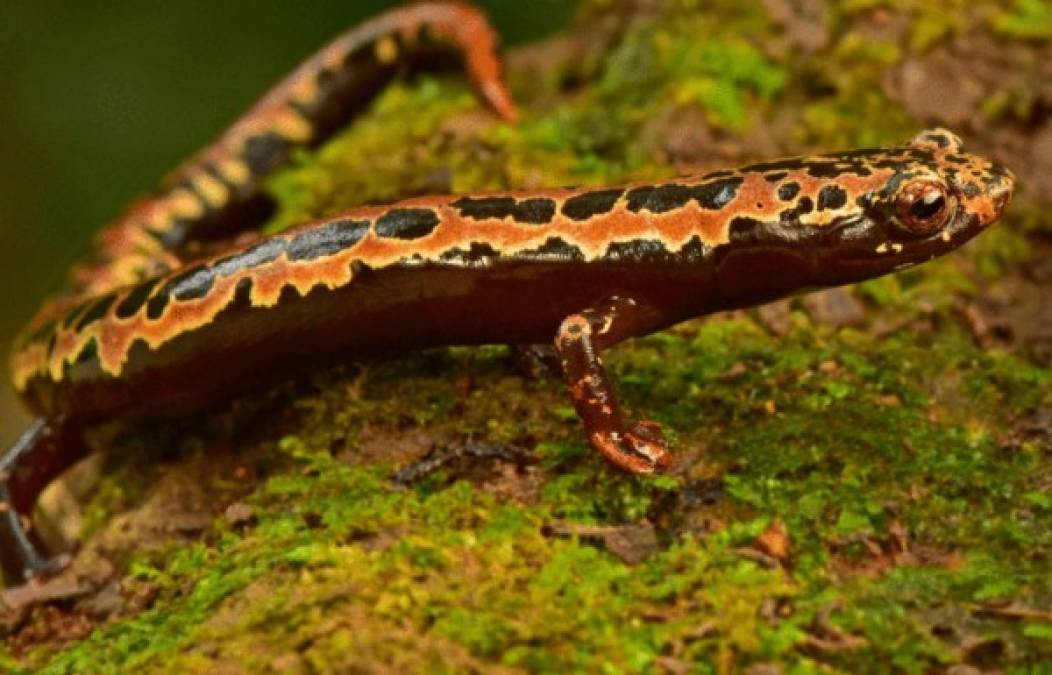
[990,181,1014,214]
[986,164,1015,216]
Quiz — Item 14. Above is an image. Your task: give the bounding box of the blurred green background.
[0,1,578,444]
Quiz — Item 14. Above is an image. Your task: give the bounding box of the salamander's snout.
[987,163,1015,219]
[962,158,1015,231]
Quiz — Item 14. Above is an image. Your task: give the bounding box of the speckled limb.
[0,419,85,582]
[555,297,672,474]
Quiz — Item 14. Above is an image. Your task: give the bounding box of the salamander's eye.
[894,180,954,235]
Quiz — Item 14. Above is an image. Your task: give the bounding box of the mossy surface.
[5,1,1052,672]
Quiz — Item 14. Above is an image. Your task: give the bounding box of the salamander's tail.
[0,418,85,585]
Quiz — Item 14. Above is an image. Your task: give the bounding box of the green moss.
[598,14,787,132]
[21,1,1052,672]
[991,0,1052,40]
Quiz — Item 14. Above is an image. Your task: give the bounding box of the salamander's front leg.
[0,418,86,584]
[554,297,672,474]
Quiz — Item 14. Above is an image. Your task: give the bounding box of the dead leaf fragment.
[756,520,791,561]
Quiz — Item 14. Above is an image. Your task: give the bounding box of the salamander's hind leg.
[554,297,672,474]
[0,418,87,584]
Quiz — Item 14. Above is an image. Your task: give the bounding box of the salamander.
[0,1,1014,585]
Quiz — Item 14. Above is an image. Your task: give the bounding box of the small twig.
[971,603,1052,622]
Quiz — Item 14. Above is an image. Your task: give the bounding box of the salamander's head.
[809,129,1013,282]
[724,128,1014,288]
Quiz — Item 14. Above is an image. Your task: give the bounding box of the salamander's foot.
[554,297,675,475]
[0,418,86,586]
[0,483,71,584]
[590,421,671,475]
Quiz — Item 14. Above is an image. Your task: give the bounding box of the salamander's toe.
[590,421,672,475]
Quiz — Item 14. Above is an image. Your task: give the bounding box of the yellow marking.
[192,170,230,208]
[168,188,206,220]
[218,158,251,186]
[146,209,172,233]
[875,242,890,254]
[374,36,399,64]
[890,243,904,253]
[941,231,952,242]
[273,108,313,143]
[289,75,320,107]
[323,46,345,72]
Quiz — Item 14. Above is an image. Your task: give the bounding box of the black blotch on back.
[169,265,216,302]
[694,178,743,209]
[561,189,624,221]
[625,184,692,213]
[116,278,162,320]
[516,198,558,224]
[626,177,742,214]
[817,185,848,211]
[213,238,287,278]
[452,196,557,224]
[74,293,118,332]
[603,239,677,264]
[375,208,441,240]
[62,303,89,330]
[777,182,801,201]
[143,266,215,321]
[764,171,788,183]
[146,289,171,321]
[243,132,289,176]
[805,163,843,178]
[452,196,512,220]
[287,218,371,261]
[797,196,815,215]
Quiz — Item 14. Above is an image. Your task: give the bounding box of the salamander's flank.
[0,2,1014,587]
